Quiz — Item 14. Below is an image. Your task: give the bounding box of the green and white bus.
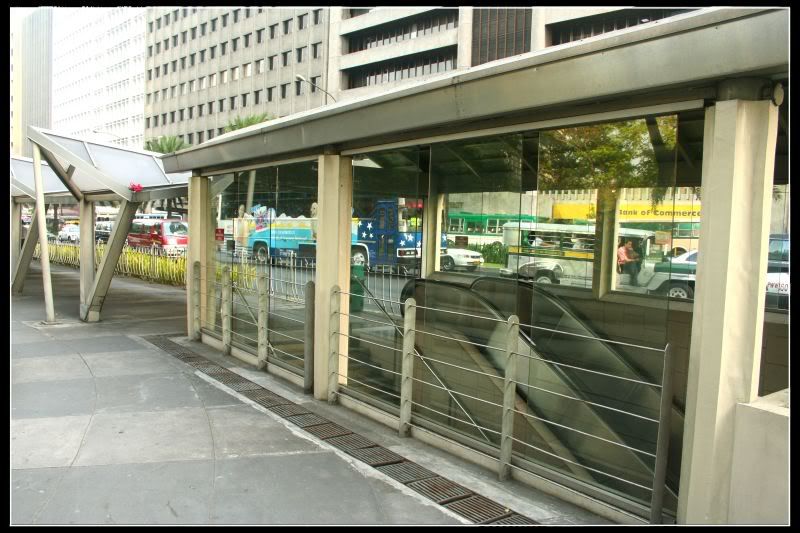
[446,211,539,246]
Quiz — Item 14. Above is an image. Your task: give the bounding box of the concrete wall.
[728,389,789,524]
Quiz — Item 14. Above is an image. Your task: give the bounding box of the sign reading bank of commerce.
[553,202,701,221]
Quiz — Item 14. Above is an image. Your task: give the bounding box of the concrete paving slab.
[12,355,93,384]
[185,374,245,408]
[30,460,215,525]
[12,379,96,419]
[12,416,91,469]
[209,454,461,524]
[74,408,214,466]
[11,340,81,359]
[66,335,157,354]
[11,467,69,525]
[205,405,322,459]
[81,350,184,378]
[93,374,203,414]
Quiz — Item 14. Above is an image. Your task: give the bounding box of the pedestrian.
[621,240,640,286]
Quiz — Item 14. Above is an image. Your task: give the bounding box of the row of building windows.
[347,9,458,54]
[147,41,323,83]
[145,76,322,128]
[347,49,457,88]
[548,8,691,46]
[148,8,323,36]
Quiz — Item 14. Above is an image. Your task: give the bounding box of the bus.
[446,211,539,247]
[500,221,655,287]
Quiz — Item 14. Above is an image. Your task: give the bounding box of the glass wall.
[203,161,318,372]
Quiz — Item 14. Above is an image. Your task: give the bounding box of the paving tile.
[11,467,69,524]
[12,379,96,419]
[12,416,91,469]
[81,350,183,378]
[11,340,80,359]
[94,374,203,413]
[74,409,213,466]
[12,355,92,384]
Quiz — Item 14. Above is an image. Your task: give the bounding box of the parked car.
[95,221,113,244]
[441,248,484,271]
[499,258,564,284]
[126,219,188,255]
[57,224,80,243]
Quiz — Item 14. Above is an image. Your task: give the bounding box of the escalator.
[400,277,680,517]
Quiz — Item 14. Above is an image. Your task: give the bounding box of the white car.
[58,225,81,243]
[441,248,484,272]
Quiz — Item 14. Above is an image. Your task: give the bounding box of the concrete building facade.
[52,7,147,149]
[144,7,329,146]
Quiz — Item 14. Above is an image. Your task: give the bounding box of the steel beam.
[79,199,96,311]
[12,212,40,293]
[32,144,55,323]
[80,199,140,322]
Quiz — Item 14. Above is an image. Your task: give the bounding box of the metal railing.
[328,284,675,523]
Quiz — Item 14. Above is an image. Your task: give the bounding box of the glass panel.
[86,143,169,188]
[766,184,789,311]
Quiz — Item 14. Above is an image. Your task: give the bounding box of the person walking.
[618,240,641,286]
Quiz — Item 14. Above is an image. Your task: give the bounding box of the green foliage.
[144,136,190,154]
[467,242,508,265]
[224,113,273,133]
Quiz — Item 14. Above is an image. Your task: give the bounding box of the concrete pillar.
[78,199,95,310]
[32,143,55,323]
[313,154,352,400]
[677,98,779,524]
[187,175,211,337]
[12,211,39,293]
[456,7,473,68]
[421,177,444,277]
[11,200,22,273]
[592,187,619,299]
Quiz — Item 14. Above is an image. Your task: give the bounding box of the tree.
[144,135,190,154]
[224,113,273,133]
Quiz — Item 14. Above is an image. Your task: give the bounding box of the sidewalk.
[11,263,611,525]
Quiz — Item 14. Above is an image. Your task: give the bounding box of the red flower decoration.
[128,182,143,192]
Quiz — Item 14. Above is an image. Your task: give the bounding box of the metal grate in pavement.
[324,433,377,451]
[140,335,536,525]
[304,423,352,440]
[406,477,473,505]
[268,403,312,417]
[344,446,404,467]
[487,513,539,525]
[375,461,438,484]
[444,495,514,524]
[285,413,330,428]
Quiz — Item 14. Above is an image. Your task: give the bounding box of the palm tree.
[144,135,190,154]
[224,113,273,133]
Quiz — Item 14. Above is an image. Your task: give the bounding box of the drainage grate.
[487,513,539,525]
[444,495,513,524]
[344,446,405,467]
[249,394,292,409]
[325,433,378,451]
[200,365,232,376]
[285,413,330,428]
[406,477,473,505]
[268,403,312,418]
[304,423,352,440]
[375,461,438,484]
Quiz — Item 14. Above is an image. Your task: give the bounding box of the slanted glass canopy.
[10,156,69,199]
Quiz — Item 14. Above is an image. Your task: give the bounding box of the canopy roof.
[12,128,191,203]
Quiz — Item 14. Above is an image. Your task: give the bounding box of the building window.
[172,34,178,46]
[191,27,197,39]
[156,18,161,30]
[221,70,228,83]
[187,133,193,144]
[181,82,187,94]
[200,49,206,62]
[154,66,160,78]
[201,22,207,36]
[207,129,214,139]
[181,30,187,43]
[312,42,321,58]
[298,13,307,30]
[232,37,239,52]
[211,18,217,31]
[283,19,291,34]
[164,38,169,51]
[173,9,179,20]
[245,7,250,18]
[244,33,251,47]
[148,21,153,33]
[295,80,304,96]
[200,76,207,89]
[210,73,217,86]
[189,79,195,92]
[172,60,177,72]
[254,89,262,104]
[267,87,274,101]
[548,9,691,46]
[282,51,290,66]
[280,83,288,99]
[218,98,225,112]
[145,117,150,128]
[190,53,195,66]
[244,63,252,77]
[221,42,227,55]
[182,8,187,17]
[188,106,193,119]
[180,57,186,69]
[269,24,278,38]
[313,9,322,24]
[296,46,306,63]
[241,93,248,107]
[257,28,264,43]
[218,127,225,136]
[230,96,237,110]
[164,13,170,25]
[153,115,158,127]
[268,55,276,70]
[197,131,204,143]
[171,85,177,97]
[179,109,184,120]
[155,42,161,54]
[210,46,216,59]
[232,66,239,80]
[222,13,228,27]
[233,9,240,23]
[147,69,152,80]
[148,45,153,57]
[310,76,321,92]
[256,59,265,73]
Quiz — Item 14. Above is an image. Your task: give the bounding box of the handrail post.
[257,264,269,370]
[650,343,674,524]
[304,280,315,393]
[399,297,417,437]
[192,261,201,340]
[222,265,232,356]
[499,314,520,481]
[328,285,340,404]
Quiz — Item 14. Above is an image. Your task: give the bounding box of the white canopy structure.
[11,127,191,323]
